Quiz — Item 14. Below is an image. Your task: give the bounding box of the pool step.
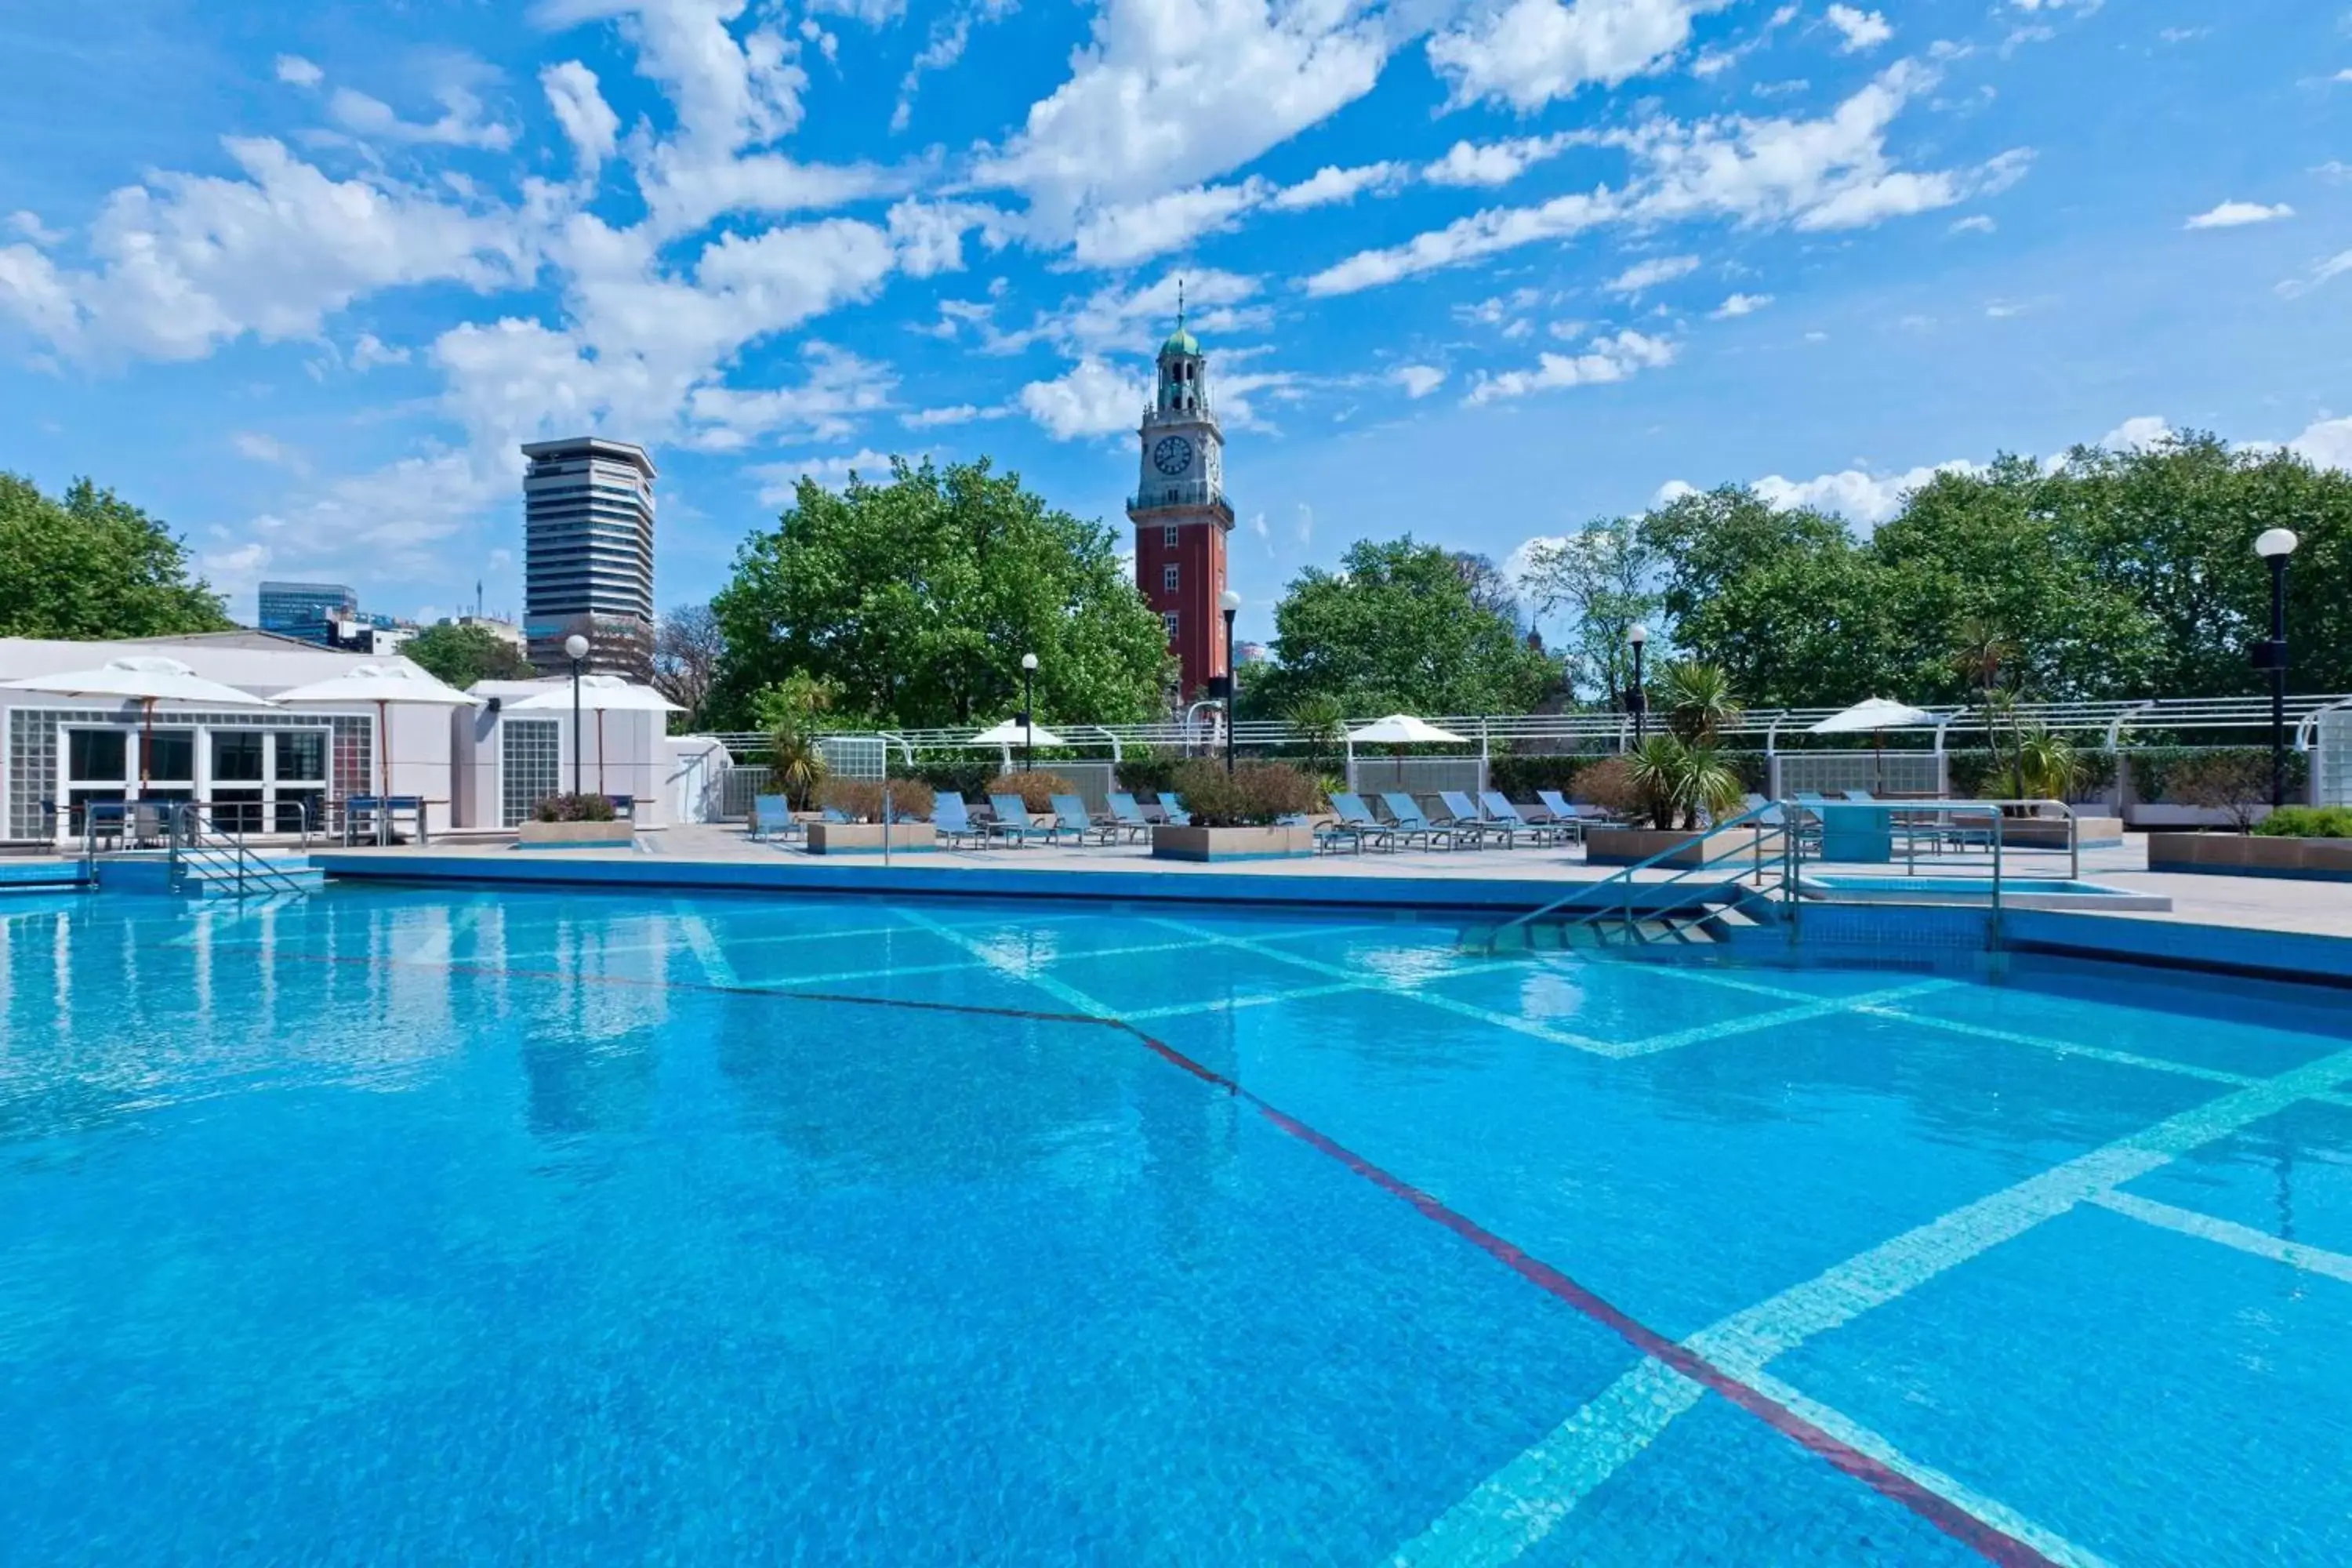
[1472,913,1722,953]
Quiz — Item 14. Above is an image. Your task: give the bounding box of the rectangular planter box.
[1151,824,1315,862]
[2147,833,2352,880]
[1584,826,1762,869]
[514,819,636,849]
[804,822,938,855]
[2003,815,2122,850]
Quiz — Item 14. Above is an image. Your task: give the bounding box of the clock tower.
[1127,292,1232,699]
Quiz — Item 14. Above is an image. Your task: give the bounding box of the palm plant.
[1286,694,1350,776]
[766,727,829,809]
[2009,723,2083,803]
[1658,661,1741,746]
[1627,735,1745,831]
[1951,617,2023,793]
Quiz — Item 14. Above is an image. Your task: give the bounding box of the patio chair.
[821,806,852,824]
[1156,792,1192,827]
[1534,789,1583,827]
[986,793,1063,847]
[1049,793,1118,845]
[1326,793,1396,850]
[1438,789,1519,848]
[1104,792,1156,843]
[750,794,800,843]
[1380,792,1475,850]
[83,800,127,852]
[931,794,991,848]
[1477,790,1572,846]
[130,800,171,849]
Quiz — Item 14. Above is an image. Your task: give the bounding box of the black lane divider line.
[217,940,2054,1567]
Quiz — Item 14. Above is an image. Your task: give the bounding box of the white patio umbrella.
[1345,714,1468,745]
[270,663,481,804]
[1806,697,1938,793]
[506,676,682,793]
[967,717,1067,748]
[0,655,276,782]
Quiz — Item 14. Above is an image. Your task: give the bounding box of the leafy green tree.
[709,457,1170,729]
[1517,517,1658,703]
[0,473,231,639]
[402,622,536,688]
[1248,536,1556,717]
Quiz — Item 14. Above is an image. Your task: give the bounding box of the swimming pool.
[2,887,2347,1564]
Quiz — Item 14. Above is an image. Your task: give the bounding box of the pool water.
[2,887,2349,1565]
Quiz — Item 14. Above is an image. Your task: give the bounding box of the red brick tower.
[1127,296,1232,699]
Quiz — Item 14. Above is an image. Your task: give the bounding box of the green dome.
[1160,327,1200,356]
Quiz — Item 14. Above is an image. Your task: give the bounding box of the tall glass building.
[520,437,655,678]
[256,582,357,646]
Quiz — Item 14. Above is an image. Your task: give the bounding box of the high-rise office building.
[256,582,358,646]
[520,437,656,678]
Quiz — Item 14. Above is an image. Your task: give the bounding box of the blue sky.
[1,0,2347,643]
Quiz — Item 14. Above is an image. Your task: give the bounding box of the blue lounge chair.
[1327,793,1396,849]
[1049,793,1117,845]
[931,794,991,848]
[1481,789,1573,845]
[1104,792,1156,842]
[1156,792,1192,827]
[750,793,798,842]
[821,807,851,824]
[1381,792,1475,849]
[1438,789,1519,848]
[1535,789,1580,826]
[987,793,1062,846]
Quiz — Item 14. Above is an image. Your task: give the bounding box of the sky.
[0,0,2347,643]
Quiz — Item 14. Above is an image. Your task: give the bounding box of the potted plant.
[1151,761,1319,861]
[516,792,634,848]
[1587,735,1752,866]
[2149,795,2352,879]
[805,779,939,855]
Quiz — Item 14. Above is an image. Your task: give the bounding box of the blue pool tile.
[2114,1099,2352,1261]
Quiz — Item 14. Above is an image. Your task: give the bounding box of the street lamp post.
[1020,652,1038,773]
[1218,590,1242,775]
[564,633,590,795]
[2254,529,2299,809]
[1627,622,1650,742]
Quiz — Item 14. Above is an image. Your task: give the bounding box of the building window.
[1163,563,1180,591]
[1162,611,1180,641]
[1163,524,1179,546]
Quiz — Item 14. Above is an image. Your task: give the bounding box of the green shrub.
[1488,753,1602,798]
[2160,750,2274,831]
[1573,755,1643,815]
[820,778,935,822]
[2254,806,2352,839]
[2129,746,2304,803]
[1166,760,1319,826]
[532,792,615,822]
[1114,749,1181,795]
[905,759,995,800]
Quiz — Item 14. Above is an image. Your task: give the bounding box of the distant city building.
[521,437,656,678]
[256,581,357,646]
[440,614,526,650]
[1125,296,1232,698]
[1235,641,1271,665]
[324,614,415,658]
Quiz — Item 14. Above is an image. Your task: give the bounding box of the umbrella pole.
[140,699,153,788]
[379,699,391,845]
[597,710,607,796]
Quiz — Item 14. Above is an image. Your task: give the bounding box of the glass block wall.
[502,719,561,826]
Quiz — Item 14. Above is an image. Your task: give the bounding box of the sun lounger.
[1482,790,1574,845]
[1156,792,1192,827]
[1380,791,1475,849]
[1104,792,1156,842]
[1439,789,1519,847]
[1050,793,1118,845]
[931,794,992,848]
[1327,793,1396,850]
[987,793,1062,846]
[750,794,797,842]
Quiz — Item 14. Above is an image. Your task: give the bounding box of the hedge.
[2125,746,2305,803]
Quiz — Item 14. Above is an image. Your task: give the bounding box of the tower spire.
[1175,276,1185,336]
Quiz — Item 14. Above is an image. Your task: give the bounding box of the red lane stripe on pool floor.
[221,939,2053,1565]
[1112,1023,2058,1568]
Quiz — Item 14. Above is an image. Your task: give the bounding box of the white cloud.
[893,0,1018,132]
[1465,329,1675,404]
[2288,413,2352,470]
[1751,461,1976,524]
[1069,179,1267,267]
[1603,253,1700,294]
[2094,415,2171,451]
[350,332,411,368]
[2184,200,2294,230]
[1429,0,1729,113]
[2278,249,2352,299]
[274,55,324,88]
[1709,291,1770,318]
[1270,161,1406,209]
[1824,5,1892,52]
[327,85,514,151]
[1949,213,1996,234]
[6,211,64,246]
[231,431,301,468]
[683,342,895,448]
[1040,267,1264,354]
[1422,133,1577,188]
[1308,64,2029,295]
[1392,363,1446,397]
[542,61,621,174]
[973,0,1389,245]
[749,448,902,503]
[1018,356,1146,438]
[0,138,528,361]
[902,402,1007,427]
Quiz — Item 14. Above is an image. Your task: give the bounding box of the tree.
[1449,551,1523,628]
[1248,535,1556,717]
[0,473,231,639]
[402,622,535,688]
[1518,517,1659,703]
[709,457,1170,730]
[652,601,724,724]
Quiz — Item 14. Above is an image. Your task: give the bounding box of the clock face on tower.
[1152,435,1194,476]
